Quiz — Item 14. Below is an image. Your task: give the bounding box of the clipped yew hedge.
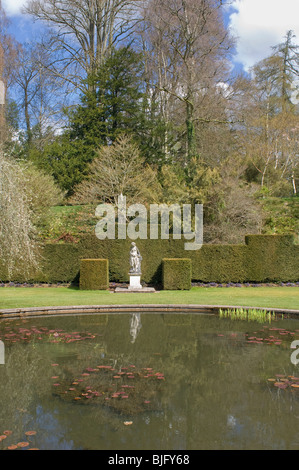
[79,259,109,290]
[0,234,298,284]
[162,258,192,290]
[244,234,298,282]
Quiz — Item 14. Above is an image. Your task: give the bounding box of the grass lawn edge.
[0,286,298,317]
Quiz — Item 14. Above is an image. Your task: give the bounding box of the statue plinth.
[129,272,142,289]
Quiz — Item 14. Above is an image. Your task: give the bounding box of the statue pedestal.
[129,273,142,289]
[114,273,156,293]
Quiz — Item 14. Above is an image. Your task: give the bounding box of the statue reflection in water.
[130,313,142,343]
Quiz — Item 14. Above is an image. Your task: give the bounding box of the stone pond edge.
[0,304,299,319]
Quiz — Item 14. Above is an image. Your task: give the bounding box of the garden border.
[0,304,299,319]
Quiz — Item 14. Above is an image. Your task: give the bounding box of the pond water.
[1,312,299,450]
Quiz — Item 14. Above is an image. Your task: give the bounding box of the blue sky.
[2,0,299,73]
[227,0,299,71]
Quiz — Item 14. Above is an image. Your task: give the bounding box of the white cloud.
[3,0,299,72]
[229,0,299,71]
[2,0,27,16]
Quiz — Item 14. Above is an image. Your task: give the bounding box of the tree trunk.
[24,86,32,145]
[186,99,196,161]
[291,172,297,195]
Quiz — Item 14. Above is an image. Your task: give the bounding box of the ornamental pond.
[1,311,299,450]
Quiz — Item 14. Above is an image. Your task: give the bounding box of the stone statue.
[129,242,142,274]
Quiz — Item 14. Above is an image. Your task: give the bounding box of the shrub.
[79,259,109,290]
[162,258,191,290]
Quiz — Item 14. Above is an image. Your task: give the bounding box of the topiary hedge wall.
[79,259,109,290]
[0,234,298,284]
[244,234,298,282]
[162,258,192,290]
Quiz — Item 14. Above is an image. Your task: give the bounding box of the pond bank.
[1,304,299,319]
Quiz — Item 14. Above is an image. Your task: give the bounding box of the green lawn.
[0,286,298,310]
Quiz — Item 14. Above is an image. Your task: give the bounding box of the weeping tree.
[0,153,40,279]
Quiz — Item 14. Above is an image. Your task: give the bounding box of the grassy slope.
[41,197,299,243]
[39,204,96,241]
[0,286,298,310]
[261,196,299,242]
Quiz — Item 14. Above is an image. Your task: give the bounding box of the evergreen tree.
[29,135,90,196]
[69,46,146,145]
[253,30,299,114]
[30,47,150,195]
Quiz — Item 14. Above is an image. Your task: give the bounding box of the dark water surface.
[1,312,299,450]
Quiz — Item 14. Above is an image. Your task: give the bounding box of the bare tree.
[12,41,68,146]
[69,134,161,205]
[24,0,143,93]
[139,0,234,161]
[233,34,299,196]
[0,2,18,143]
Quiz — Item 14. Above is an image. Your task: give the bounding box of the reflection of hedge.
[0,234,298,283]
[162,258,191,290]
[79,259,109,290]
